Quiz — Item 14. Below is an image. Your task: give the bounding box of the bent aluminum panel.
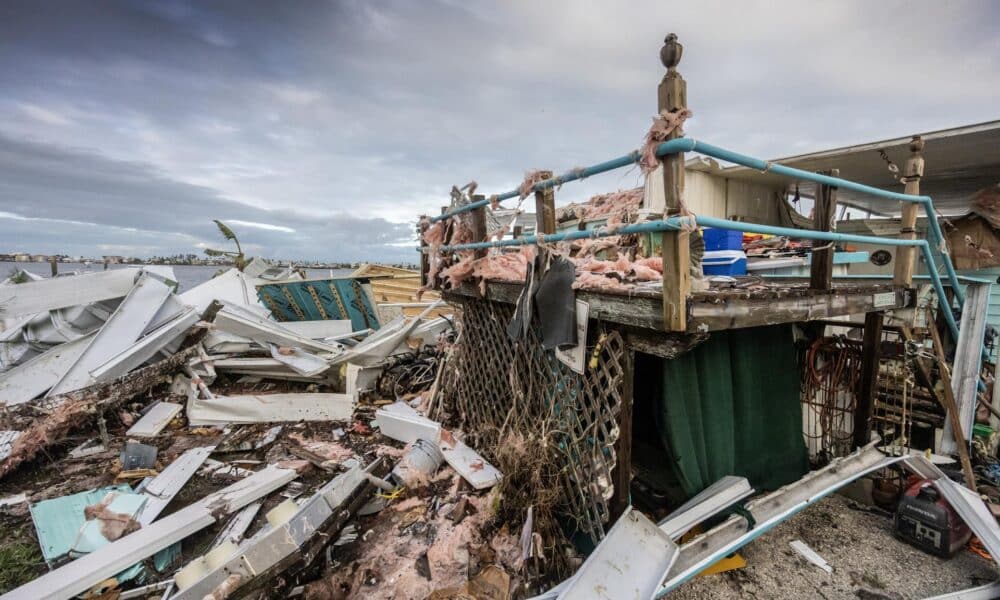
[558,507,679,600]
[655,444,905,597]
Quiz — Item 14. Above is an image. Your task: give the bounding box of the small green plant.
[0,542,43,593]
[203,220,247,271]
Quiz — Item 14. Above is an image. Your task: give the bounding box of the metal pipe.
[428,138,965,310]
[428,151,642,222]
[423,214,960,339]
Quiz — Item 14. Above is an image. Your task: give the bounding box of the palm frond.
[214,220,237,241]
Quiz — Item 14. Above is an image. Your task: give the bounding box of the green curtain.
[655,324,808,503]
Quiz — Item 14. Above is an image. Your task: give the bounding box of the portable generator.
[894,479,971,558]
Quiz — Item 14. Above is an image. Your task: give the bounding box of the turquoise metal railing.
[427,137,965,307]
[425,214,959,340]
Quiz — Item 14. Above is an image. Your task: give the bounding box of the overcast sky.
[1,1,997,263]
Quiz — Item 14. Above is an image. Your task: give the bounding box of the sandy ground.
[670,494,996,600]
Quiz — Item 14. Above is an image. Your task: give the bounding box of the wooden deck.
[443,277,913,334]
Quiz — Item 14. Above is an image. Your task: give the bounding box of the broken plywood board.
[186,393,353,426]
[3,465,297,600]
[0,268,141,319]
[126,402,184,437]
[439,430,502,490]
[0,333,95,407]
[47,274,172,397]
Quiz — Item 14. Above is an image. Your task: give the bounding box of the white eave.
[720,120,1000,217]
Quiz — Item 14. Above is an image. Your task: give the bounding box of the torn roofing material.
[47,273,172,397]
[3,465,298,600]
[0,268,141,319]
[213,304,344,355]
[0,332,95,406]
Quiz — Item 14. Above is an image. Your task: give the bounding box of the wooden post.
[469,194,488,260]
[893,136,925,286]
[49,256,58,277]
[661,231,689,331]
[610,348,634,521]
[853,311,883,448]
[658,33,686,212]
[809,169,838,291]
[418,215,429,288]
[658,34,690,331]
[533,171,556,235]
[925,308,977,490]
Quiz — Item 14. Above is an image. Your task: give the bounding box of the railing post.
[469,194,488,260]
[809,169,838,291]
[418,214,429,288]
[658,33,686,212]
[893,136,925,286]
[534,170,556,234]
[853,311,883,449]
[659,33,689,332]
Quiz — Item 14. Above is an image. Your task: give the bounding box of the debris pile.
[0,262,540,599]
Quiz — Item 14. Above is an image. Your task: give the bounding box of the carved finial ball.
[909,135,924,153]
[660,33,683,70]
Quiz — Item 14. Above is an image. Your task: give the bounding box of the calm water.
[0,262,353,292]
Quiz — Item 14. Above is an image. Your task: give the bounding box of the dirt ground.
[670,494,996,600]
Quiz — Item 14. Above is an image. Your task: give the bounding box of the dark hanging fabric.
[654,323,809,504]
[532,255,577,349]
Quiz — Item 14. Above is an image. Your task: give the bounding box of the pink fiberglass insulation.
[422,220,447,246]
[440,254,476,289]
[571,271,636,293]
[635,256,663,272]
[640,108,693,173]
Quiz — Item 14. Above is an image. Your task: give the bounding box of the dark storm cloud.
[0,0,997,259]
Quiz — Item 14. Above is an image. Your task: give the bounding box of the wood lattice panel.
[437,296,625,543]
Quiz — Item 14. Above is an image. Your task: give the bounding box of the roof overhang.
[721,120,1000,217]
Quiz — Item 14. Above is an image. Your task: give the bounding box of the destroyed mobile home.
[2,34,1000,600]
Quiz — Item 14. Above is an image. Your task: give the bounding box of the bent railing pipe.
[423,214,960,339]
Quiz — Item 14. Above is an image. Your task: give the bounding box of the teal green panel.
[30,485,132,563]
[256,278,381,330]
[656,324,808,504]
